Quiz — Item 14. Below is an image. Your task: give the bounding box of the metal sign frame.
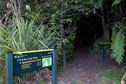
[6,49,57,84]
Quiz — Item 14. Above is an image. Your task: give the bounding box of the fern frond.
[111,22,126,64]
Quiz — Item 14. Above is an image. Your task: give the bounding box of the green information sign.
[13,50,53,76]
[6,49,57,84]
[42,57,52,67]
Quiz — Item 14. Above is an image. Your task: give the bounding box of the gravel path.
[57,47,119,84]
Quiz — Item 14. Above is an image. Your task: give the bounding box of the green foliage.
[112,0,123,6]
[23,0,80,61]
[63,26,77,59]
[91,38,103,57]
[91,0,103,9]
[36,80,46,84]
[99,70,124,84]
[0,58,5,83]
[0,0,5,11]
[0,17,59,54]
[0,17,61,82]
[111,22,126,64]
[0,0,81,69]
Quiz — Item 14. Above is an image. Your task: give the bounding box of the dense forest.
[1,0,126,84]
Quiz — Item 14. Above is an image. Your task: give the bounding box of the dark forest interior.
[75,14,103,49]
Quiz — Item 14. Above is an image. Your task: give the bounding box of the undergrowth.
[99,70,124,84]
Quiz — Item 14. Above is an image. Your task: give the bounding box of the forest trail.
[57,47,119,84]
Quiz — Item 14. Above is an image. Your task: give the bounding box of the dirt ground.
[57,47,120,84]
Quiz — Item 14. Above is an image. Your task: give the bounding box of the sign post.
[6,49,57,84]
[52,49,57,84]
[6,52,13,84]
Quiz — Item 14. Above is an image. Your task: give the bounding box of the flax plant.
[0,17,59,83]
[0,18,51,54]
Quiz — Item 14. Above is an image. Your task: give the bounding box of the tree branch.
[0,10,13,21]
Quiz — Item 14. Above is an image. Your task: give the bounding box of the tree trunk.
[100,2,110,41]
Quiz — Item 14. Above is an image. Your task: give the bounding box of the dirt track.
[57,47,119,84]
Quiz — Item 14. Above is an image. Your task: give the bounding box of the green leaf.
[111,22,126,64]
[112,0,123,6]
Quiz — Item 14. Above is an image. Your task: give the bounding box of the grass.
[99,70,124,84]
